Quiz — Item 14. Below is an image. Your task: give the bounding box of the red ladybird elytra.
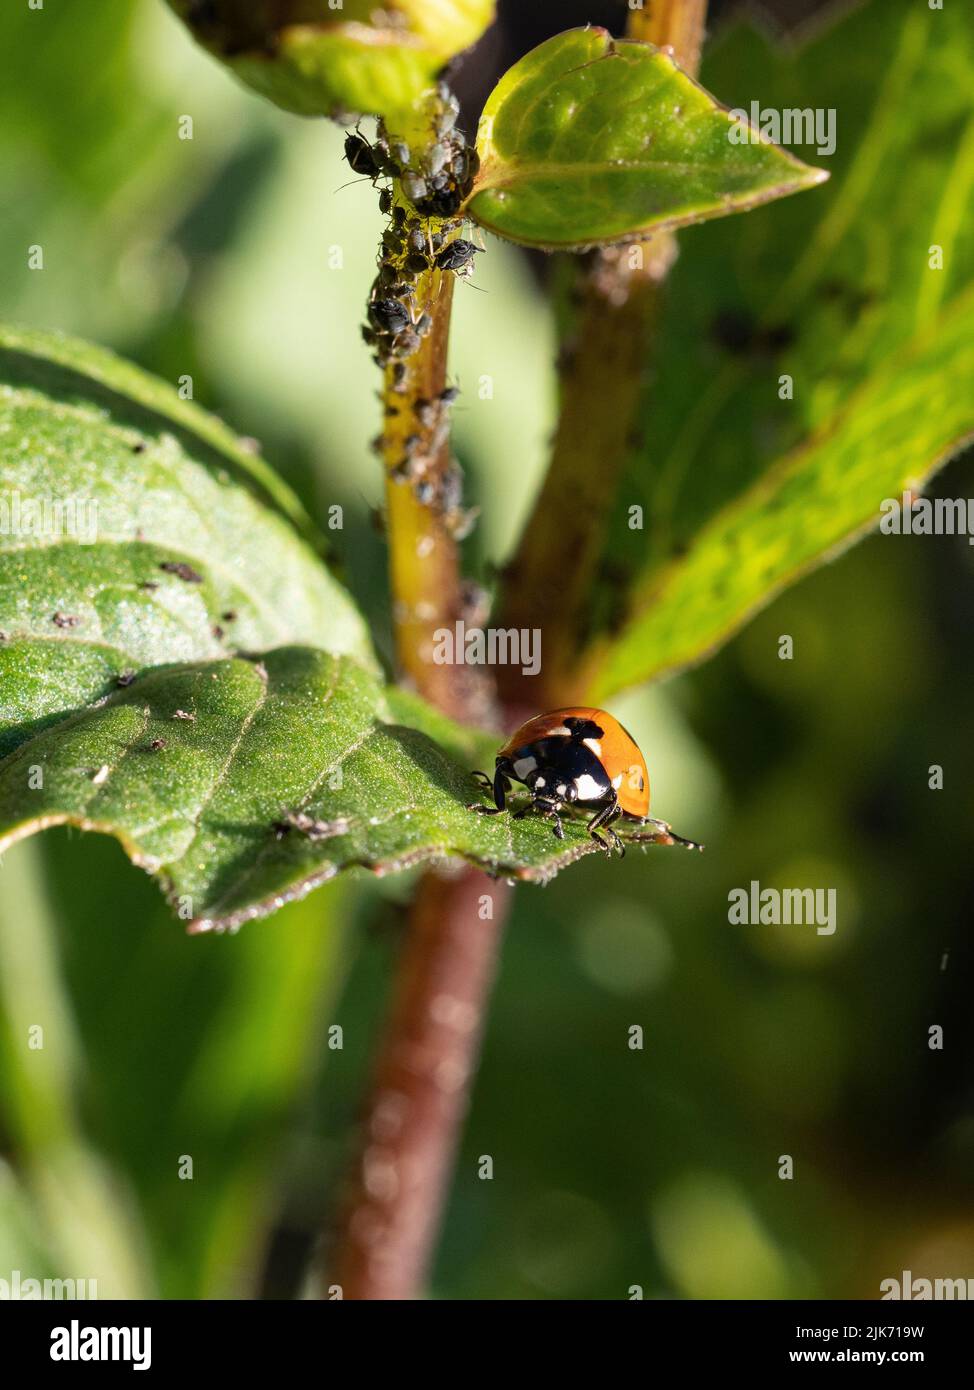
[469,707,702,858]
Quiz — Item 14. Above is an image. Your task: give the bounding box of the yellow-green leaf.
[467,27,825,250]
[166,0,495,120]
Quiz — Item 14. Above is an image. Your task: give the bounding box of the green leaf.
[167,0,495,120]
[467,27,826,250]
[581,0,974,697]
[0,648,663,933]
[0,327,690,928]
[0,324,375,758]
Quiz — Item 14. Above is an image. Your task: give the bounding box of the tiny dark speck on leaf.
[149,738,167,751]
[159,561,204,583]
[221,610,237,622]
[212,625,224,640]
[52,611,80,628]
[132,441,146,454]
[138,580,159,591]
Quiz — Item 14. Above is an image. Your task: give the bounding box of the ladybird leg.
[514,794,566,841]
[541,805,566,841]
[467,766,514,815]
[492,766,513,812]
[587,802,625,858]
[467,769,499,814]
[588,827,613,857]
[603,805,626,858]
[585,806,612,854]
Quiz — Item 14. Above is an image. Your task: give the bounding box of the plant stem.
[379,266,477,721]
[628,0,708,69]
[331,868,510,1299]
[496,0,708,708]
[328,102,503,1300]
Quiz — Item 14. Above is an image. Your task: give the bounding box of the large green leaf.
[0,648,667,933]
[167,0,495,120]
[0,324,374,757]
[467,27,825,250]
[582,0,974,697]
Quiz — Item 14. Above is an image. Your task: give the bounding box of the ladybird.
[469,708,702,857]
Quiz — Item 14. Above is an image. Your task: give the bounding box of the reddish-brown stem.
[331,868,510,1299]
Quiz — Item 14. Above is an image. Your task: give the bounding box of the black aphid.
[435,239,481,272]
[369,298,412,335]
[391,328,421,357]
[159,560,203,583]
[344,132,382,179]
[402,173,428,204]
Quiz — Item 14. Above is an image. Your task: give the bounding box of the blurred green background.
[1,0,972,1300]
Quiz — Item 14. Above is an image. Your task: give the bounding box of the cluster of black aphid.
[346,87,482,538]
[375,382,477,541]
[344,83,480,216]
[346,85,483,367]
